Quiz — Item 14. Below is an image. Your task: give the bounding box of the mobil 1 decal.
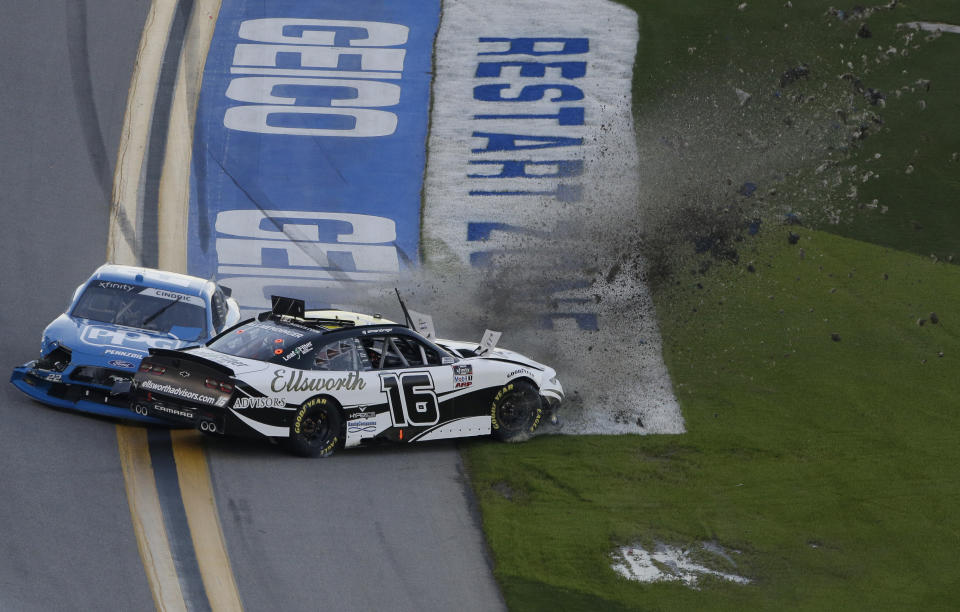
[423,0,684,434]
[190,1,440,313]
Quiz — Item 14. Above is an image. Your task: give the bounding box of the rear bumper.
[131,396,229,435]
[10,364,172,426]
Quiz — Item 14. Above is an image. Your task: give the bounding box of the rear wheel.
[490,381,543,443]
[286,396,342,457]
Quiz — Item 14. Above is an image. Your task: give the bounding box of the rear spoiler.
[271,295,305,318]
[258,296,357,329]
[146,348,235,377]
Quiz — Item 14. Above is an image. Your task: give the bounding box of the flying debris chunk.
[734,88,752,106]
[780,64,810,87]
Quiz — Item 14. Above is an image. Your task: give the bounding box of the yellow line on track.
[117,425,188,612]
[171,430,244,611]
[109,0,179,266]
[113,0,241,610]
[158,0,222,273]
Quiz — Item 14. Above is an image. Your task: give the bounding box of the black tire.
[490,380,543,442]
[286,396,343,457]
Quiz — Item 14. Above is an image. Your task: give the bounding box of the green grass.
[460,2,960,608]
[463,227,960,609]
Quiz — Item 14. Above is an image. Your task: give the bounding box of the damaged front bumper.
[10,361,171,425]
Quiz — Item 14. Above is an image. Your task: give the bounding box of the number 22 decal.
[380,371,439,427]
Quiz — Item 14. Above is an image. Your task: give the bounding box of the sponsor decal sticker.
[453,364,473,388]
[141,379,217,405]
[108,360,136,369]
[250,322,304,339]
[106,349,145,359]
[137,288,206,307]
[81,326,180,350]
[234,396,287,409]
[282,341,313,362]
[152,404,196,420]
[271,369,366,393]
[507,368,531,379]
[361,327,394,336]
[97,281,138,292]
[347,418,377,434]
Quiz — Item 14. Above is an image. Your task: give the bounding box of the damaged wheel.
[490,381,543,443]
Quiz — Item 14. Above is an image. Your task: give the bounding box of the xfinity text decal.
[191,2,440,313]
[97,282,138,292]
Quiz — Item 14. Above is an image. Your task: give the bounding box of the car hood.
[438,338,549,371]
[43,314,196,369]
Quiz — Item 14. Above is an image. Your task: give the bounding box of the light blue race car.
[10,264,240,423]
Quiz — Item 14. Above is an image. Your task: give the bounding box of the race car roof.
[305,309,395,326]
[92,264,212,299]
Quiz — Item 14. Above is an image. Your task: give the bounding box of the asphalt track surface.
[1,3,503,610]
[0,1,154,609]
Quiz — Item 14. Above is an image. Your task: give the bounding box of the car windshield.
[72,282,207,340]
[208,320,318,363]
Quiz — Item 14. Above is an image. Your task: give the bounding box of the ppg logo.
[224,18,409,137]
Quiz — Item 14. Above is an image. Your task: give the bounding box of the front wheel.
[286,396,342,457]
[490,381,543,443]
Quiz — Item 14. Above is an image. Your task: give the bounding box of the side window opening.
[381,338,408,369]
[358,336,411,369]
[312,338,361,371]
[357,335,445,369]
[392,336,426,367]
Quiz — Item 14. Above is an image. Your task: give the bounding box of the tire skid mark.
[141,0,195,269]
[64,0,112,202]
